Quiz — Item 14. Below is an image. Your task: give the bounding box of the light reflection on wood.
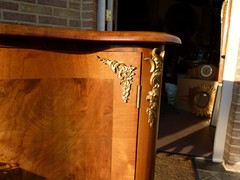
[0,79,113,179]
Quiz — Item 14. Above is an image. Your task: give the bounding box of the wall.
[0,0,97,30]
[223,41,240,171]
[213,0,240,172]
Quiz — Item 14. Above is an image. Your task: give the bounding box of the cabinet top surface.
[0,23,181,44]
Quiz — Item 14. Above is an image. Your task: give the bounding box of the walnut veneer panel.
[0,47,141,179]
[0,48,139,80]
[0,79,113,179]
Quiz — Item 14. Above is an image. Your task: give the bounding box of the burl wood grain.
[0,44,141,179]
[0,23,182,180]
[0,78,113,179]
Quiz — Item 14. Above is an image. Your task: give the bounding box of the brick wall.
[0,0,97,30]
[224,41,240,171]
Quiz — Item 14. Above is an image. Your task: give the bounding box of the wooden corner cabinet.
[0,24,181,179]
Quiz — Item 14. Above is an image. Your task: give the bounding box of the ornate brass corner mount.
[97,56,137,103]
[145,48,165,127]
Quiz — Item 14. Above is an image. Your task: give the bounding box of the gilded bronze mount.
[97,56,137,103]
[145,48,165,127]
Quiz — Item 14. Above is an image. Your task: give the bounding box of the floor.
[194,157,240,179]
[157,99,240,179]
[157,102,215,157]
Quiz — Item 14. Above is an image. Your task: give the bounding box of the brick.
[0,0,97,30]
[68,0,82,1]
[225,153,240,163]
[69,2,81,10]
[82,20,95,30]
[232,82,240,95]
[0,1,18,10]
[230,103,240,113]
[20,4,52,15]
[226,137,240,146]
[69,19,81,27]
[82,0,93,3]
[82,20,94,26]
[225,143,240,154]
[38,0,66,8]
[231,129,240,137]
[17,0,36,3]
[54,8,80,19]
[39,16,67,26]
[82,12,94,19]
[3,12,36,22]
[229,118,240,129]
[82,3,95,11]
[230,112,240,122]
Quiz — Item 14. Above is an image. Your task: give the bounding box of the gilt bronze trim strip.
[145,48,165,127]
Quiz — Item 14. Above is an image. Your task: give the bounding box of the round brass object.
[200,64,213,78]
[191,84,216,117]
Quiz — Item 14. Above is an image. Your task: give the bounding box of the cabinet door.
[0,47,141,179]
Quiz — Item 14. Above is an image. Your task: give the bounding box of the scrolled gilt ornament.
[145,48,165,127]
[97,56,137,103]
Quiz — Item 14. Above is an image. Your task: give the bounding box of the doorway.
[117,0,224,158]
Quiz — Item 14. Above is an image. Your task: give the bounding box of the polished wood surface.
[0,79,113,179]
[0,47,141,179]
[0,23,181,44]
[0,23,181,179]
